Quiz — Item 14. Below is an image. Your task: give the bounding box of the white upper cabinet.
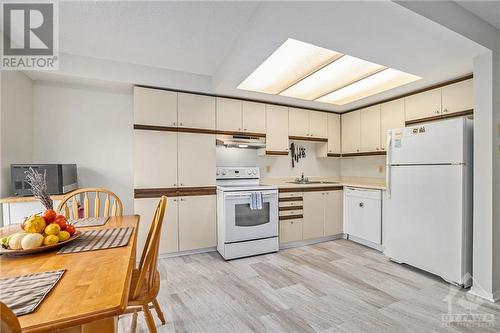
[288,108,309,137]
[289,108,327,138]
[380,98,405,151]
[134,130,178,188]
[265,105,289,153]
[360,105,381,152]
[241,101,266,134]
[405,88,441,121]
[341,110,361,154]
[442,79,473,115]
[177,133,216,187]
[178,92,216,129]
[309,111,328,139]
[216,97,242,132]
[327,113,341,154]
[133,87,177,127]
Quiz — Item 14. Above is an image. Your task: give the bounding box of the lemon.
[44,234,59,246]
[44,223,60,236]
[57,231,70,242]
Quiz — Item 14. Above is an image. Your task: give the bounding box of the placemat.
[57,227,134,254]
[0,269,65,316]
[70,217,109,227]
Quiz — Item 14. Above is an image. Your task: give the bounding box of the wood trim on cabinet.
[134,187,216,198]
[266,150,289,156]
[278,196,303,202]
[289,136,328,142]
[342,74,473,114]
[405,109,473,126]
[279,205,304,211]
[341,151,387,157]
[134,124,217,135]
[327,153,342,157]
[279,214,303,221]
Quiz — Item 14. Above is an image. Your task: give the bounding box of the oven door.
[223,190,278,243]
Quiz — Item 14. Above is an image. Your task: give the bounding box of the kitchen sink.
[286,180,339,185]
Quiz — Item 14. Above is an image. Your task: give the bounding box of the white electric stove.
[216,167,279,260]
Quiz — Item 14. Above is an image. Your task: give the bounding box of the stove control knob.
[221,170,227,175]
[216,169,220,175]
[247,169,252,175]
[253,169,258,175]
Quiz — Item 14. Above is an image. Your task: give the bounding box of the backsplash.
[216,141,340,178]
[340,156,386,179]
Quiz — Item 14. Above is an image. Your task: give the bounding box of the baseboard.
[279,234,343,250]
[346,234,382,251]
[468,286,500,303]
[159,246,216,259]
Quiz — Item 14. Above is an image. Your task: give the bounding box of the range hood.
[217,135,266,149]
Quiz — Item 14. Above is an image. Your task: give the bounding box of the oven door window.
[234,202,270,227]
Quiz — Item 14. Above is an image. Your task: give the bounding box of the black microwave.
[11,164,78,196]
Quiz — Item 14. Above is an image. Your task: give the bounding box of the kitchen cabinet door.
[265,105,289,153]
[178,92,216,129]
[178,195,216,251]
[327,113,341,154]
[341,110,361,153]
[133,87,177,127]
[280,220,303,243]
[242,101,266,134]
[380,99,405,151]
[405,88,441,121]
[441,79,473,115]
[134,130,178,188]
[288,107,309,137]
[302,192,325,239]
[360,105,381,152]
[309,111,328,138]
[216,97,242,132]
[134,197,179,255]
[324,191,343,236]
[177,133,216,187]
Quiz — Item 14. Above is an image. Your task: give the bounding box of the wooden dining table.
[0,215,139,333]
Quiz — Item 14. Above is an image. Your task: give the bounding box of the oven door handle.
[225,192,277,199]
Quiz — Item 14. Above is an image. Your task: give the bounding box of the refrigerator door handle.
[386,131,392,198]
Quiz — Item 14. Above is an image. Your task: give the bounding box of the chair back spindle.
[56,188,123,219]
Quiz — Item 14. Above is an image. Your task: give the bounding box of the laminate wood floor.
[118,240,500,332]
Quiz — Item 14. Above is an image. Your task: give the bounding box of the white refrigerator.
[384,117,473,287]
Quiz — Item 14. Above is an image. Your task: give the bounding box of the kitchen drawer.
[279,200,303,208]
[280,219,303,243]
[279,192,302,198]
[279,209,303,217]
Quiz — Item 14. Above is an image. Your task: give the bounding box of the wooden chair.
[0,302,21,333]
[57,188,123,219]
[124,196,167,333]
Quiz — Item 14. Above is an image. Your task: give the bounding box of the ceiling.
[55,1,488,112]
[456,1,500,31]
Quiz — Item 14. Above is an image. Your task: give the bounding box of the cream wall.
[0,72,34,198]
[32,80,135,214]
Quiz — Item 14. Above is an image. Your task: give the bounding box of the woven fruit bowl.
[0,231,81,257]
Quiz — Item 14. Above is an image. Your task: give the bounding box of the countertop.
[0,194,68,204]
[260,176,386,190]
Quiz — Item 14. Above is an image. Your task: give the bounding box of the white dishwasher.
[344,187,382,250]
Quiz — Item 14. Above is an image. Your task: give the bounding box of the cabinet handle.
[180,198,186,201]
[443,109,448,113]
[172,122,176,126]
[359,202,364,208]
[376,148,380,151]
[179,183,184,186]
[356,149,360,152]
[238,128,241,131]
[173,183,177,187]
[179,122,183,126]
[435,110,440,114]
[244,128,247,131]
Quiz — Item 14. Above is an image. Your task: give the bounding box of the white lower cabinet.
[303,192,325,240]
[134,197,179,255]
[178,195,216,251]
[324,191,343,236]
[279,219,303,243]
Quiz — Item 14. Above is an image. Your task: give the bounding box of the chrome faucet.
[295,172,309,183]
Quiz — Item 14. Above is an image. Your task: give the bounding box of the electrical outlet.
[266,165,271,173]
[378,165,384,173]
